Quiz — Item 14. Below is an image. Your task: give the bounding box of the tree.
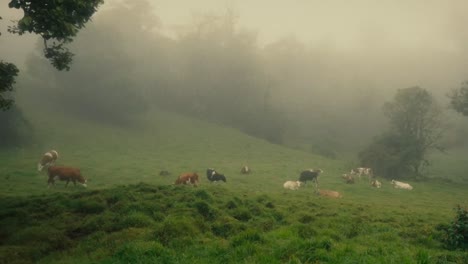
[360,87,444,178]
[449,81,468,116]
[0,0,103,110]
[0,61,19,111]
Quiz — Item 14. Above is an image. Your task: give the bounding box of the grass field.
[0,108,467,263]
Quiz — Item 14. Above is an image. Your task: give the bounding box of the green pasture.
[0,108,467,263]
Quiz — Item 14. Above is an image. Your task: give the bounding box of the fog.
[2,0,468,153]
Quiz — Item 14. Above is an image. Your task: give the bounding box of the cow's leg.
[65,179,70,187]
[314,178,319,194]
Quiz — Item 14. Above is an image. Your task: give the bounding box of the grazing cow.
[206,168,227,182]
[175,172,199,186]
[391,180,413,190]
[299,169,323,191]
[240,165,250,174]
[318,189,342,198]
[370,179,382,188]
[283,180,302,190]
[342,173,355,184]
[37,150,59,171]
[159,170,171,176]
[47,166,87,188]
[350,167,373,181]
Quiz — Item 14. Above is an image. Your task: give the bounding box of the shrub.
[444,205,468,250]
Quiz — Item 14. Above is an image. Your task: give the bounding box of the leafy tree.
[360,87,444,178]
[0,61,19,111]
[0,0,103,110]
[449,81,468,116]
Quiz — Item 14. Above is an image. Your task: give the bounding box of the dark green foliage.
[153,217,199,246]
[8,0,103,71]
[359,132,420,179]
[230,229,264,247]
[449,81,468,116]
[0,105,32,147]
[71,199,107,214]
[230,207,253,222]
[0,61,19,111]
[194,201,217,221]
[194,189,212,201]
[444,205,468,250]
[111,241,172,264]
[360,87,443,178]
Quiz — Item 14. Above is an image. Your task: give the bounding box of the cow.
[175,172,199,186]
[342,173,355,184]
[370,179,382,188]
[318,189,342,198]
[47,166,87,188]
[350,167,373,181]
[206,168,227,182]
[391,180,413,190]
[37,150,59,171]
[283,180,302,190]
[240,165,250,174]
[299,169,323,192]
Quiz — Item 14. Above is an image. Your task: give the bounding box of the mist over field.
[1,1,468,263]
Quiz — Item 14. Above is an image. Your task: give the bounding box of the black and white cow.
[299,169,323,191]
[206,168,227,182]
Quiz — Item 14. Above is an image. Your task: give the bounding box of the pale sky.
[1,0,468,90]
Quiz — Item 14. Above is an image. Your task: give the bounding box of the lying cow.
[342,173,355,184]
[391,180,413,190]
[283,180,302,190]
[206,168,227,182]
[47,166,87,188]
[299,169,323,191]
[240,165,250,174]
[175,172,199,186]
[37,150,59,171]
[318,189,342,198]
[370,179,382,188]
[350,167,373,181]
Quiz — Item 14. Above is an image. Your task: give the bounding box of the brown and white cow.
[47,166,87,188]
[342,173,355,184]
[38,150,59,171]
[175,172,199,186]
[350,167,373,181]
[370,179,382,188]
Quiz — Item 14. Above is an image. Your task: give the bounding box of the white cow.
[391,180,413,190]
[283,181,302,190]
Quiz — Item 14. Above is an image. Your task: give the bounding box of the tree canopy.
[0,0,103,111]
[360,86,444,178]
[449,81,468,117]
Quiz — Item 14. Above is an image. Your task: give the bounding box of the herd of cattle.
[37,150,415,196]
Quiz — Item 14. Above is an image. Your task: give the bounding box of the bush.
[444,205,468,250]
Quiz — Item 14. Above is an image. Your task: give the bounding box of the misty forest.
[1,0,468,263]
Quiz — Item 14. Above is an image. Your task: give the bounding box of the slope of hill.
[0,108,467,263]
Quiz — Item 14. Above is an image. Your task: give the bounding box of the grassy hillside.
[0,108,467,263]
